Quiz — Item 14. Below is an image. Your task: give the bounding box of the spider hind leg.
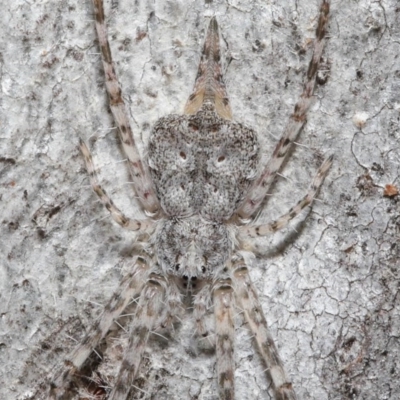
[234,262,297,400]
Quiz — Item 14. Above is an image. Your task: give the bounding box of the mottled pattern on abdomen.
[148,105,260,221]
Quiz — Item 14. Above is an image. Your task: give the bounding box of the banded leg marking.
[92,0,159,213]
[80,139,154,232]
[234,264,297,400]
[238,0,330,219]
[213,280,235,400]
[49,260,150,399]
[109,274,167,400]
[241,155,333,238]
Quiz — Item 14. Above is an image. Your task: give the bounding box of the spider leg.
[109,273,168,400]
[163,278,183,329]
[237,0,330,219]
[80,139,154,232]
[233,263,297,400]
[91,0,159,214]
[194,283,212,337]
[213,279,235,400]
[184,17,232,120]
[240,154,332,238]
[49,259,150,399]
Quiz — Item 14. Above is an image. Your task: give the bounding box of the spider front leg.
[91,0,159,213]
[237,0,330,219]
[240,154,333,238]
[49,259,150,399]
[233,263,297,400]
[80,140,154,232]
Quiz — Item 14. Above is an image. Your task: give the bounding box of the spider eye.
[217,155,225,163]
[179,151,187,160]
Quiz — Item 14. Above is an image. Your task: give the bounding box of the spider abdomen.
[148,105,260,221]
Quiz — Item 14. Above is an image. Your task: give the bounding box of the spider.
[49,0,331,399]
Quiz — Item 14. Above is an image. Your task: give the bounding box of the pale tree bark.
[1,0,399,399]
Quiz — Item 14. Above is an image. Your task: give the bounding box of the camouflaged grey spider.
[50,0,331,399]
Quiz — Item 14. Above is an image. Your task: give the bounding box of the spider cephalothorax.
[156,215,233,282]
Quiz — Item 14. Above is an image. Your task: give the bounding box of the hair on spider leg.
[312,197,327,204]
[149,330,170,343]
[232,308,245,321]
[276,171,295,183]
[196,331,217,343]
[126,296,140,307]
[114,158,128,164]
[292,140,311,148]
[112,319,128,334]
[130,383,150,396]
[64,334,79,345]
[91,348,103,362]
